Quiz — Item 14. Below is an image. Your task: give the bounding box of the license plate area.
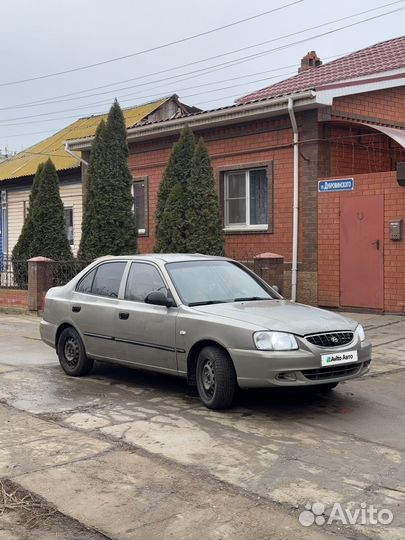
[321,350,358,367]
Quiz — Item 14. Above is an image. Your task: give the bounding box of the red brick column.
[28,257,54,312]
[253,252,284,294]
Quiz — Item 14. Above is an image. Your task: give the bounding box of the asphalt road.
[0,311,404,539]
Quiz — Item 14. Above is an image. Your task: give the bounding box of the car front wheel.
[57,327,93,376]
[196,346,236,409]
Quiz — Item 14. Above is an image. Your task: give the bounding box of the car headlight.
[253,331,298,351]
[356,324,366,342]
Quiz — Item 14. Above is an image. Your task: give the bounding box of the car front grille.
[302,364,361,381]
[306,331,354,348]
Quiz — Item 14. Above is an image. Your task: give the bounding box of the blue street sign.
[318,178,354,192]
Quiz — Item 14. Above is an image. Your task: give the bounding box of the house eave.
[66,91,318,150]
[316,70,405,105]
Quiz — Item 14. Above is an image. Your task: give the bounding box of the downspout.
[288,97,299,302]
[64,142,88,166]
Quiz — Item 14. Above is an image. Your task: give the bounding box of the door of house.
[340,195,384,310]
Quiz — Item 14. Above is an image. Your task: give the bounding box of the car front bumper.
[230,340,372,388]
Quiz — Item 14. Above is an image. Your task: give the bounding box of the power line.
[2,0,402,112]
[0,71,296,123]
[0,1,304,88]
[0,49,350,139]
[5,130,394,162]
[0,128,57,139]
[0,5,402,127]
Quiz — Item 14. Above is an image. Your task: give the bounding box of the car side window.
[91,262,127,298]
[125,263,166,302]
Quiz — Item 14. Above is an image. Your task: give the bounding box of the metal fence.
[52,260,90,287]
[0,257,28,289]
[0,256,91,290]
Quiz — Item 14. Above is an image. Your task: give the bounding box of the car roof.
[94,253,230,263]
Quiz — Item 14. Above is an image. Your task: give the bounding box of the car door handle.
[72,305,81,313]
[119,312,130,320]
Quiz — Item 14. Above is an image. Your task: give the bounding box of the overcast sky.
[1,0,404,153]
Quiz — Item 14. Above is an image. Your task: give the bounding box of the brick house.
[68,37,405,314]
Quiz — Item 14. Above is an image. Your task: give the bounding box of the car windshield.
[166,260,273,306]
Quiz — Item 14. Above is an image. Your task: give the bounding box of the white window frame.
[224,169,268,232]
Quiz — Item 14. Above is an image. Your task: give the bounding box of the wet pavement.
[0,311,404,539]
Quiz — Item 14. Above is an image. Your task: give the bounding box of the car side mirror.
[145,290,174,308]
[271,285,280,294]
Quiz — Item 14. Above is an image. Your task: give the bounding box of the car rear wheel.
[57,327,93,376]
[196,346,236,409]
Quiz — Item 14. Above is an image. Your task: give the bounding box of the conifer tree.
[78,100,137,260]
[158,183,187,252]
[11,163,44,286]
[185,138,225,255]
[154,125,195,252]
[29,159,73,260]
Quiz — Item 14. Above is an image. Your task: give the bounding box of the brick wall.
[332,87,405,126]
[0,289,28,308]
[327,125,405,176]
[318,171,405,313]
[129,117,298,265]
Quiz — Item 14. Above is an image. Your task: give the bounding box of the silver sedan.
[40,254,372,409]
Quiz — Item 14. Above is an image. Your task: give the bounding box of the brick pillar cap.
[254,252,283,260]
[28,256,54,262]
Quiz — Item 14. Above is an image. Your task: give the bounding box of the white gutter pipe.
[64,142,88,166]
[288,97,299,303]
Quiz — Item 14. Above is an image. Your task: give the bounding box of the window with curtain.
[224,169,268,229]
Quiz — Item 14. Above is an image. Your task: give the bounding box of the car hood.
[191,300,358,335]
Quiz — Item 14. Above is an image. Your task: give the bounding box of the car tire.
[316,382,339,391]
[196,346,236,409]
[57,327,93,376]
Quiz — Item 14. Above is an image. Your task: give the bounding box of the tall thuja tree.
[185,138,224,255]
[78,100,137,260]
[11,163,44,286]
[158,183,187,252]
[154,125,195,252]
[78,120,107,260]
[30,159,73,260]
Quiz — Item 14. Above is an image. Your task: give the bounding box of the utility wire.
[3,130,394,161]
[0,5,402,127]
[0,53,349,139]
[0,1,304,87]
[0,68,294,125]
[0,71,297,123]
[2,0,402,111]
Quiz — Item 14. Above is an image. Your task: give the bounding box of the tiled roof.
[0,97,171,182]
[236,36,405,104]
